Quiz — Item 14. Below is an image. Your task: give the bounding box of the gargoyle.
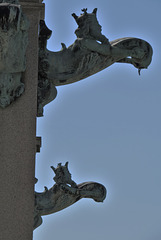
[38,8,153,116]
[34,162,106,229]
[0,0,29,108]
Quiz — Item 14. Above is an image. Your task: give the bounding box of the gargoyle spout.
[34,162,107,230]
[38,9,153,116]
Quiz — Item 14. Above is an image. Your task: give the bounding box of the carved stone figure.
[72,8,109,44]
[0,0,29,108]
[38,8,153,116]
[34,162,106,229]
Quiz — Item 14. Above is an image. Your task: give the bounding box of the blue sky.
[34,1,161,240]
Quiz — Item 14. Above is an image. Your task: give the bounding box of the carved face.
[51,162,75,186]
[54,166,72,185]
[74,10,102,40]
[73,9,108,44]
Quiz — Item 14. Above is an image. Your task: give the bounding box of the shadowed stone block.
[36,137,42,153]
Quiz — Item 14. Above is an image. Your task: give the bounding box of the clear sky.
[34,1,161,240]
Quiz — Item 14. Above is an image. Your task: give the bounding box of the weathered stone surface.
[38,8,153,116]
[34,162,106,229]
[0,1,29,107]
[0,0,19,3]
[0,1,44,240]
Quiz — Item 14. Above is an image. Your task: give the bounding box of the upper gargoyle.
[38,8,153,116]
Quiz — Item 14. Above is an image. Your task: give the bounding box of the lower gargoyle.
[34,162,106,229]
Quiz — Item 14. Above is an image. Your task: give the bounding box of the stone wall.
[0,1,44,240]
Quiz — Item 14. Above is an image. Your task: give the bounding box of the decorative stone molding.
[38,8,153,116]
[0,0,29,108]
[34,162,106,229]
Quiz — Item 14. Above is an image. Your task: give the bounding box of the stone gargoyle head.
[72,8,109,44]
[0,0,29,108]
[51,162,77,188]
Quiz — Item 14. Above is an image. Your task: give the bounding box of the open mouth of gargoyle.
[0,3,20,31]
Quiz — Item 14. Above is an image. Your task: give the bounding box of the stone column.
[0,1,44,240]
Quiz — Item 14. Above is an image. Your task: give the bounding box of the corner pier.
[0,1,44,239]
